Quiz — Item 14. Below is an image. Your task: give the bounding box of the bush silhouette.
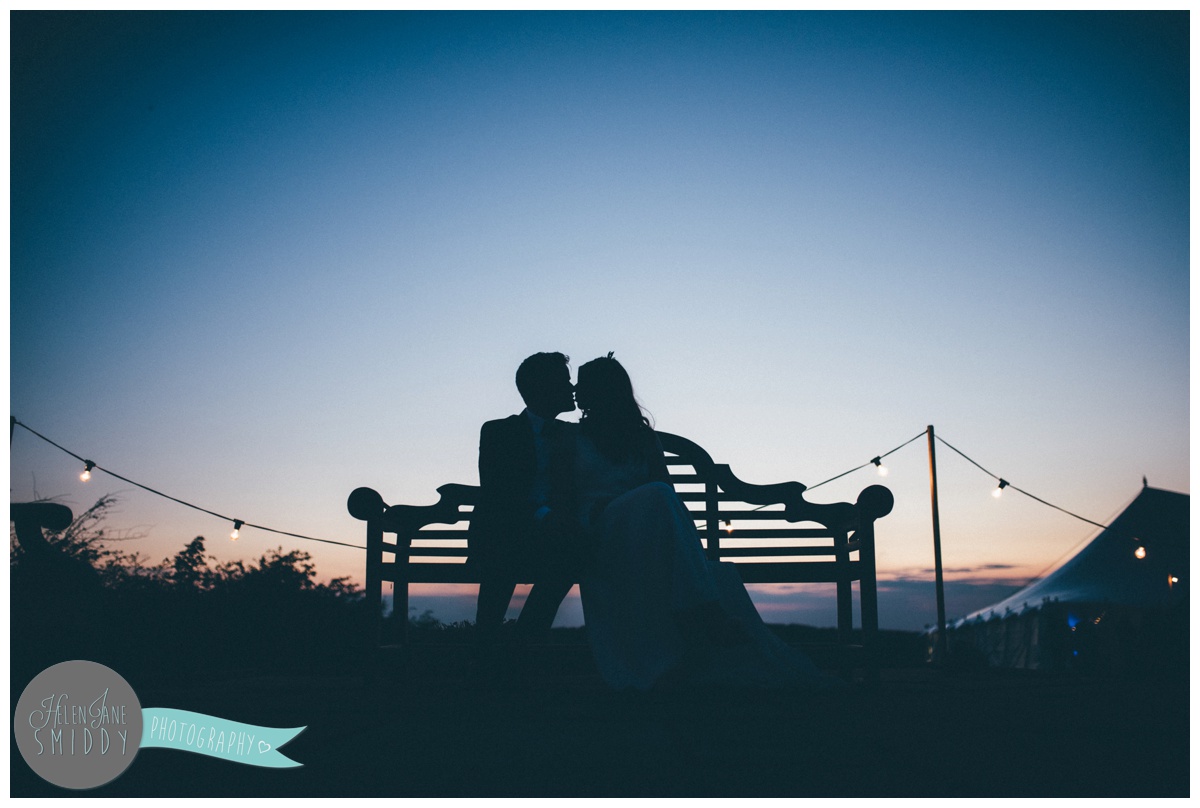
[12,496,368,685]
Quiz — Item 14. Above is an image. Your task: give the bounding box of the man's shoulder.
[482,413,526,428]
[481,414,528,438]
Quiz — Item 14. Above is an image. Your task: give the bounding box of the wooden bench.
[347,431,894,667]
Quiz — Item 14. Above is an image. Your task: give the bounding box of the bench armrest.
[348,483,478,534]
[656,431,892,533]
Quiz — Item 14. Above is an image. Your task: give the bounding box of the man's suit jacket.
[469,413,577,580]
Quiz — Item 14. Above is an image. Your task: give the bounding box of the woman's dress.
[575,433,826,691]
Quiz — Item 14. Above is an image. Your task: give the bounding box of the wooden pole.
[927,425,948,660]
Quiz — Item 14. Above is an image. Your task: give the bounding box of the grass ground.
[10,629,1189,798]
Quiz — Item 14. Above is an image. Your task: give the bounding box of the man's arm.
[477,418,528,514]
[477,421,504,499]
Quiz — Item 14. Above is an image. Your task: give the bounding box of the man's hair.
[515,352,570,404]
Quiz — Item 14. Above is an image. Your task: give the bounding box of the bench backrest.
[348,431,894,588]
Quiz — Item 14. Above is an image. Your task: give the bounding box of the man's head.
[516,352,575,418]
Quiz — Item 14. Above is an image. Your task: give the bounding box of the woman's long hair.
[577,354,656,463]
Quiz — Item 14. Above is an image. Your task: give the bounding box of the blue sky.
[9,11,1189,631]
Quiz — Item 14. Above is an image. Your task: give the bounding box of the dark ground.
[11,630,1190,798]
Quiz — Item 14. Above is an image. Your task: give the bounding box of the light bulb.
[1134,546,1146,560]
[80,460,95,482]
[871,456,888,477]
[992,479,1009,498]
[231,520,243,541]
[723,520,733,535]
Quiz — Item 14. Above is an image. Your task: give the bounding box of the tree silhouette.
[11,494,367,684]
[165,535,215,591]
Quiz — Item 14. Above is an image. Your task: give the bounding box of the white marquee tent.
[936,485,1188,671]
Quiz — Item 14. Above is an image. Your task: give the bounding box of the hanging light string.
[805,430,928,491]
[1009,488,1148,589]
[934,433,1109,530]
[11,418,365,551]
[14,416,1121,553]
[743,430,928,514]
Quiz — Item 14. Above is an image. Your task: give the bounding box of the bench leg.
[394,580,410,646]
[859,525,880,681]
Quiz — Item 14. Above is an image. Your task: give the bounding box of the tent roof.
[950,486,1189,627]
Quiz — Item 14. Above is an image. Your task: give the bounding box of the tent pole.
[928,425,948,661]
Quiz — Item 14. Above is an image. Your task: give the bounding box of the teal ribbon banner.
[140,708,305,768]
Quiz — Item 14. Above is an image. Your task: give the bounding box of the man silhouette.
[471,352,579,650]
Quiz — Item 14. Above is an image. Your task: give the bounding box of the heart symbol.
[258,741,272,754]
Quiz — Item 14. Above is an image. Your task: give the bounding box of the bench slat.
[396,528,837,545]
[699,510,793,520]
[397,547,470,557]
[394,527,841,543]
[725,560,864,583]
[674,491,819,506]
[379,557,867,585]
[704,528,835,539]
[714,546,849,558]
[393,544,848,559]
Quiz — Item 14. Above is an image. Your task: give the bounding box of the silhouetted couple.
[471,352,823,690]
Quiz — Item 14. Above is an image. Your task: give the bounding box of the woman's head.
[577,353,654,461]
[575,353,636,417]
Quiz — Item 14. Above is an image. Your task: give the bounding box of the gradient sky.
[9,11,1189,631]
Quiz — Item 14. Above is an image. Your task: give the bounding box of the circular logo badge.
[13,660,143,790]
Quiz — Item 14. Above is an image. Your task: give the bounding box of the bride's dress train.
[580,480,825,691]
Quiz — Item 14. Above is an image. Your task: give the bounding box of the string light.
[937,435,1111,531]
[1134,546,1146,560]
[16,417,1138,563]
[10,419,365,551]
[805,430,926,490]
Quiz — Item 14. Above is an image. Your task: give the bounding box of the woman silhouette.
[573,354,827,691]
